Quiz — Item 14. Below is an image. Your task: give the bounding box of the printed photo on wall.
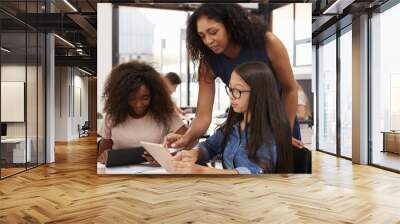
[96,2,313,175]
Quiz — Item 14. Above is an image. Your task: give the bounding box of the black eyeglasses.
[225,86,251,99]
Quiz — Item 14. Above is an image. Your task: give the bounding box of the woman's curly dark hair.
[102,61,175,128]
[187,3,267,64]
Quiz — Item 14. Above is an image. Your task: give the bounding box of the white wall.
[312,45,317,150]
[1,63,46,163]
[73,73,89,138]
[1,65,26,142]
[54,67,89,141]
[46,32,55,163]
[1,65,32,137]
[55,67,68,141]
[352,14,369,164]
[97,3,113,116]
[293,66,312,80]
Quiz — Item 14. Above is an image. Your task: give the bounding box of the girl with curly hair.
[98,61,187,164]
[166,3,304,150]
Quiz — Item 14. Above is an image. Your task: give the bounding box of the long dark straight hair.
[220,62,293,173]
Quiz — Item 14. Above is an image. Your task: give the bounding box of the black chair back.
[82,121,90,130]
[293,147,312,174]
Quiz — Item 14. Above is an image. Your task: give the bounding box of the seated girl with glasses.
[98,61,187,164]
[169,61,293,174]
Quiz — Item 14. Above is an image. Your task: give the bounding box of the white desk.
[97,161,223,175]
[97,162,168,174]
[96,114,226,174]
[1,138,31,163]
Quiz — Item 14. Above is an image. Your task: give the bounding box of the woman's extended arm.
[265,32,298,131]
[166,61,216,148]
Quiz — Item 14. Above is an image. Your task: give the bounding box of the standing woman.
[166,3,303,149]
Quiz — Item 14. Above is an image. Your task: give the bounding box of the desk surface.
[97,162,168,174]
[1,138,29,143]
[97,161,223,175]
[381,131,400,134]
[96,115,226,174]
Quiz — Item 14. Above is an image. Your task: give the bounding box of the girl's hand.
[142,151,160,166]
[172,150,198,163]
[98,149,110,164]
[292,137,304,149]
[169,160,204,174]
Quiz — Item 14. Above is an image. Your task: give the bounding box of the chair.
[293,147,312,174]
[79,121,90,138]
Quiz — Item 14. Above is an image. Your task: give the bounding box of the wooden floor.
[1,163,44,178]
[373,151,400,171]
[1,167,26,178]
[0,136,400,223]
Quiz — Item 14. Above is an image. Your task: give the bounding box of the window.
[295,42,312,66]
[0,1,46,179]
[118,7,189,107]
[371,3,400,171]
[294,4,312,66]
[273,4,294,65]
[273,3,312,67]
[339,27,352,158]
[317,36,337,154]
[117,7,230,115]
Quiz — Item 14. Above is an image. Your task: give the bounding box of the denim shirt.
[197,123,277,174]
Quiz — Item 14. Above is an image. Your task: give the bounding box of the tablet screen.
[105,147,146,167]
[140,141,173,172]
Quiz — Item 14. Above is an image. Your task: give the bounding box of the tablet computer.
[140,141,173,172]
[105,147,147,168]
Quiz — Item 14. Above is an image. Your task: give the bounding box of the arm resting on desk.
[98,139,113,163]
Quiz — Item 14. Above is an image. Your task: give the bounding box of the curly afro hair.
[102,60,175,128]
